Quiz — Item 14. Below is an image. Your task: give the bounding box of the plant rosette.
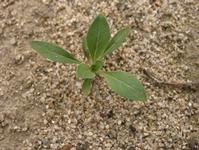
[30,14,146,101]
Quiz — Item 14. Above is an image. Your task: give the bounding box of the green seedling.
[30,14,146,101]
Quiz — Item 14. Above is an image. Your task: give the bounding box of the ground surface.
[0,0,199,150]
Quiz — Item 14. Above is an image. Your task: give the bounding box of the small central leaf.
[76,64,95,79]
[91,60,103,73]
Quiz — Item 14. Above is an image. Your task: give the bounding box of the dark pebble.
[76,142,89,150]
[107,110,114,118]
[106,131,117,139]
[129,125,136,134]
[188,139,199,150]
[127,145,136,150]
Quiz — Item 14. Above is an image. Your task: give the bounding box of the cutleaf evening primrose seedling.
[30,14,146,101]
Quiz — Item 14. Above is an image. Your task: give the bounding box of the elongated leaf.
[91,60,103,72]
[82,36,90,60]
[101,71,146,101]
[76,64,95,79]
[30,41,80,64]
[82,79,92,95]
[103,28,130,56]
[86,14,111,62]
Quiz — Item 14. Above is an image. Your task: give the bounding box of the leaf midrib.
[105,39,118,55]
[42,49,79,64]
[105,29,127,55]
[105,72,140,93]
[106,74,133,89]
[43,44,75,59]
[93,19,100,62]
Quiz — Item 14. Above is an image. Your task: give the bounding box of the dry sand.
[0,0,198,150]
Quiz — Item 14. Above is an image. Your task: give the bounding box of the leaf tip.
[124,27,131,34]
[29,40,40,48]
[97,13,106,18]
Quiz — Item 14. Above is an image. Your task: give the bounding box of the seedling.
[30,14,146,101]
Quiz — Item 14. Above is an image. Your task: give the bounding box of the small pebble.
[107,110,114,118]
[0,113,4,122]
[188,139,199,150]
[57,144,72,150]
[14,54,24,64]
[76,142,89,150]
[127,145,136,150]
[129,125,136,134]
[10,37,17,45]
[106,131,117,139]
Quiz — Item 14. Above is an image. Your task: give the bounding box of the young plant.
[30,14,146,101]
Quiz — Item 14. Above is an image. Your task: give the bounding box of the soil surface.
[0,0,198,150]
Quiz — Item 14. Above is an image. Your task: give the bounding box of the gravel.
[0,0,198,150]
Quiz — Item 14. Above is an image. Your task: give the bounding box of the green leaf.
[101,71,146,101]
[82,79,92,95]
[86,14,111,62]
[103,28,130,56]
[30,41,80,64]
[76,64,95,79]
[91,60,103,72]
[82,36,90,60]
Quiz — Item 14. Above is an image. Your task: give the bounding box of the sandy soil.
[0,0,198,150]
